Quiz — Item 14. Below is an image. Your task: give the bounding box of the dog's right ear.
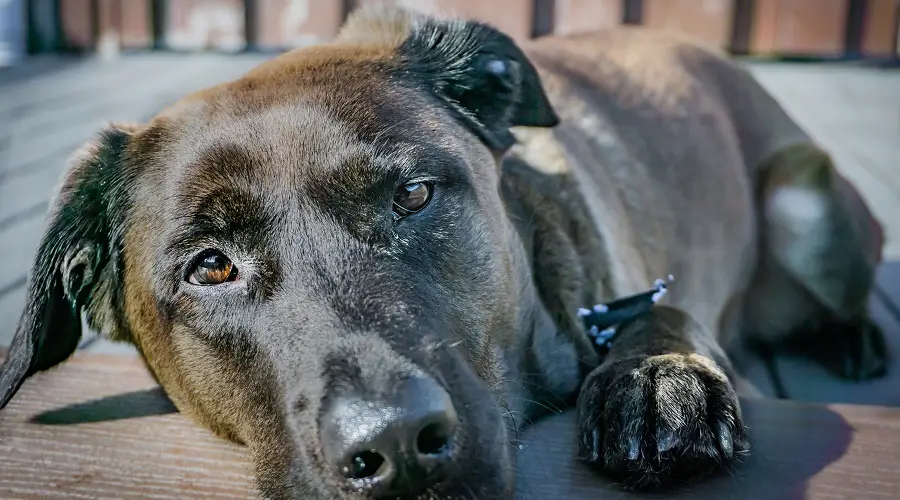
[0,126,135,409]
[394,16,560,152]
[339,5,559,151]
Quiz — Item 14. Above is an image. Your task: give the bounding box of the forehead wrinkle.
[164,102,367,205]
[167,142,285,246]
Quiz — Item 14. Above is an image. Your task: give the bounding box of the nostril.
[345,450,386,480]
[319,374,458,495]
[417,422,453,456]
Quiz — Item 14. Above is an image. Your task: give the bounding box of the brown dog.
[0,5,888,499]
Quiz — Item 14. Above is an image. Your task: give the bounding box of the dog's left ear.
[0,125,135,409]
[396,17,560,151]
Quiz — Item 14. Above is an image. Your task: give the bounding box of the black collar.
[578,275,673,358]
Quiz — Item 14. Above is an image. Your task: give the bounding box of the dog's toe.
[576,353,749,489]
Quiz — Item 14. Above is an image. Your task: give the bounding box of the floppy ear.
[0,126,133,409]
[395,15,559,151]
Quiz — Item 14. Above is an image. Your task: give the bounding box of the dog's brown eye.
[188,252,237,285]
[393,182,432,216]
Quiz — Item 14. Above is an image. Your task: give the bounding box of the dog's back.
[507,27,883,350]
[508,29,761,332]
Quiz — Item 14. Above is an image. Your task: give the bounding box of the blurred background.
[0,0,899,406]
[0,0,898,62]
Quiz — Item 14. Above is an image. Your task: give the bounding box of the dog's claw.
[657,429,678,453]
[715,421,733,458]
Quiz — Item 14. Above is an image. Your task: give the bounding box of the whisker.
[502,409,536,429]
[492,376,571,408]
[508,396,564,416]
[499,403,521,441]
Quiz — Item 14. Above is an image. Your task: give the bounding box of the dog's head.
[0,7,560,500]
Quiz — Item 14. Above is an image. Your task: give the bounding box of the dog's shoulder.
[522,26,740,111]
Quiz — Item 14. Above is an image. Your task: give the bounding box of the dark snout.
[320,374,459,497]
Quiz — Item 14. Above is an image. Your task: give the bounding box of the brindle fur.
[0,5,887,499]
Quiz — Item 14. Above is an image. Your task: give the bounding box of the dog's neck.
[496,150,617,408]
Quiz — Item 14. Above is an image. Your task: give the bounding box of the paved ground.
[1,54,899,407]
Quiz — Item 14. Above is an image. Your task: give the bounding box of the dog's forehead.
[133,47,476,251]
[165,102,366,183]
[149,45,458,183]
[160,45,413,140]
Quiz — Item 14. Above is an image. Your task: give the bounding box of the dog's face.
[0,8,559,499]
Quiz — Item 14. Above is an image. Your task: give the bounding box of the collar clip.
[577,275,674,357]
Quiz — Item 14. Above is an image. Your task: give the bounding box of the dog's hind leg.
[743,143,888,381]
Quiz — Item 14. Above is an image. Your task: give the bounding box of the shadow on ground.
[515,402,853,500]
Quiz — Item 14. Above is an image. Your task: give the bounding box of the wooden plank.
[58,0,96,51]
[119,0,154,49]
[862,0,900,58]
[0,220,44,301]
[0,201,47,232]
[642,0,735,49]
[0,289,26,348]
[254,0,345,49]
[518,401,900,499]
[0,60,268,198]
[749,0,848,56]
[0,56,172,120]
[3,55,237,153]
[0,57,244,212]
[165,0,246,52]
[0,56,84,89]
[355,0,534,42]
[1,351,899,499]
[552,0,622,36]
[0,353,254,499]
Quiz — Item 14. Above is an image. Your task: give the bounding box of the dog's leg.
[576,305,749,488]
[746,144,888,381]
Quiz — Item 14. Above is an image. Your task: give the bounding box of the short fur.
[0,6,888,499]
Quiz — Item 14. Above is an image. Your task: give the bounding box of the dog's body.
[0,6,888,499]
[502,26,886,404]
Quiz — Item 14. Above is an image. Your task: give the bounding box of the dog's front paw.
[576,353,749,489]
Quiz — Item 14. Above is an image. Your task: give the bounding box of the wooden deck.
[2,350,900,499]
[0,54,899,498]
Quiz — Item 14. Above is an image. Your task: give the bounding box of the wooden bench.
[1,351,899,499]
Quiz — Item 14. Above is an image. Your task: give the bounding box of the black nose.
[319,374,459,497]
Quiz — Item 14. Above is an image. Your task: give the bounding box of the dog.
[0,5,889,499]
